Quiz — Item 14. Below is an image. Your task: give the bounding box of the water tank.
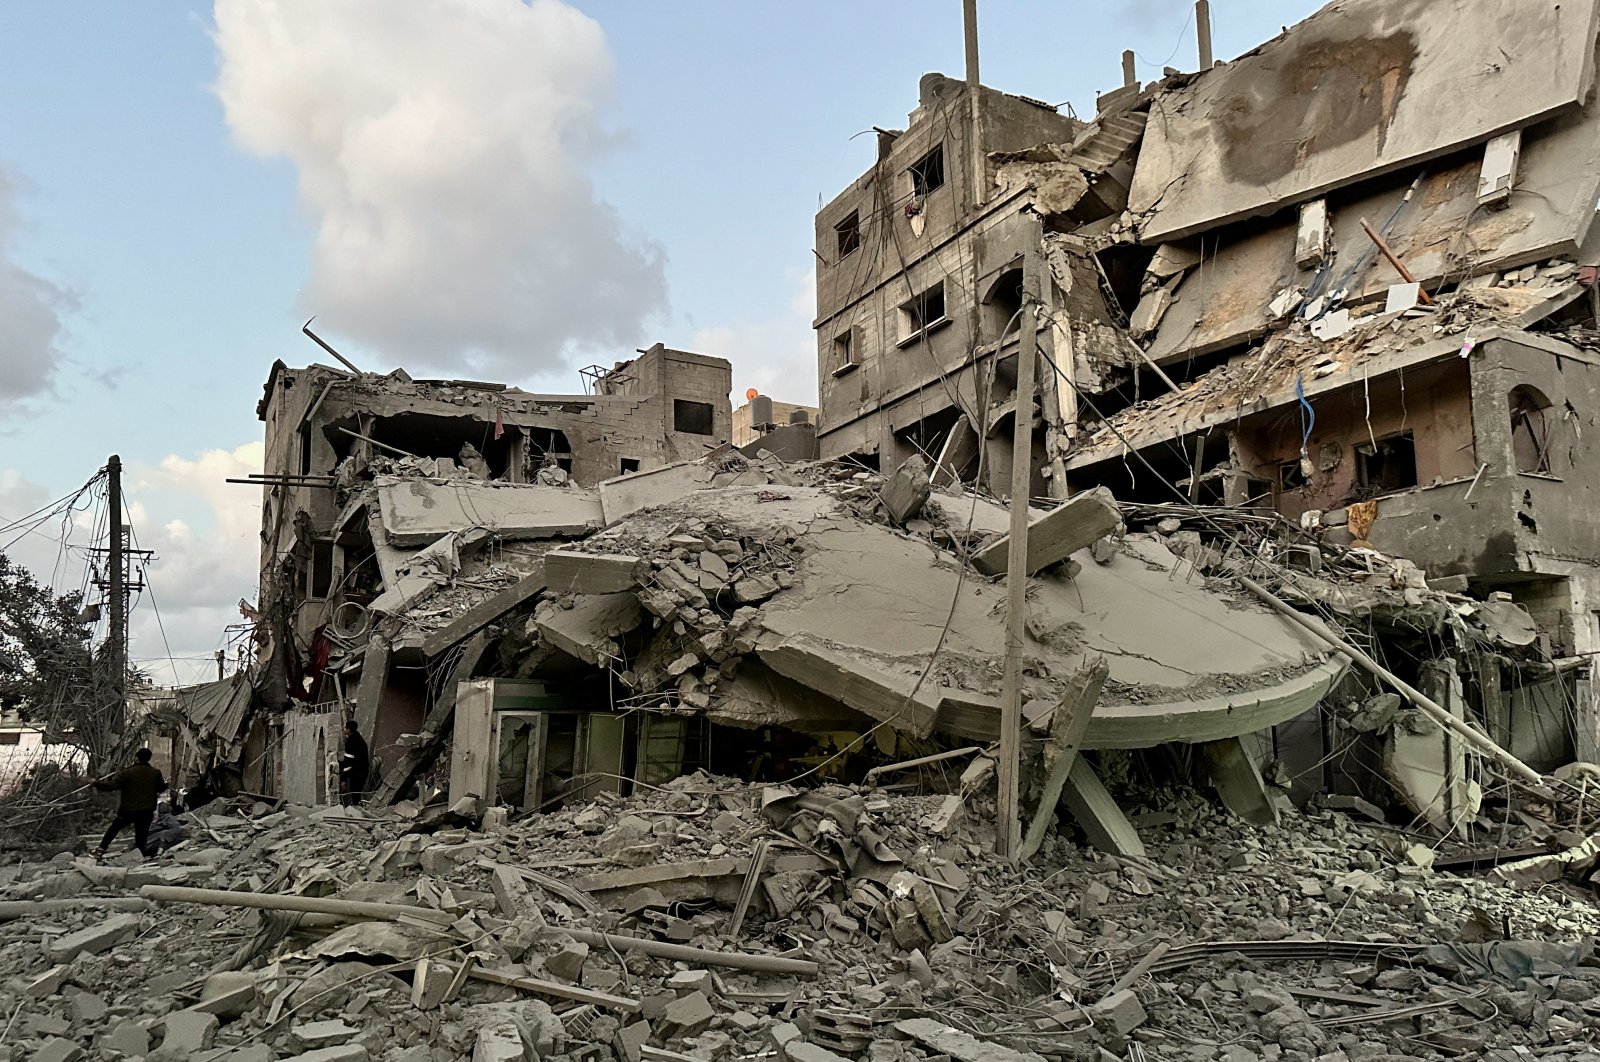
[790,407,811,426]
[750,395,774,431]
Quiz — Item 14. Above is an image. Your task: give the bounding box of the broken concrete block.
[667,969,714,997]
[160,1009,220,1055]
[411,957,455,1010]
[26,963,70,999]
[698,550,730,581]
[787,1042,854,1062]
[544,550,643,594]
[69,989,108,1024]
[472,1019,529,1062]
[292,1019,360,1049]
[1128,282,1176,338]
[659,990,715,1039]
[100,1020,151,1058]
[32,1038,83,1062]
[770,1023,804,1052]
[1079,880,1111,918]
[893,1018,1039,1062]
[197,971,258,1017]
[284,1048,370,1062]
[733,574,780,604]
[1090,988,1148,1035]
[544,940,589,983]
[880,456,931,525]
[971,487,1123,576]
[48,912,141,960]
[213,1047,274,1062]
[615,1020,651,1062]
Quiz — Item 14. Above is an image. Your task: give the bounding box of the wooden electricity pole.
[996,249,1040,860]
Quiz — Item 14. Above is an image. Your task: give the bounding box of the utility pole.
[963,0,985,210]
[996,248,1040,860]
[106,454,126,734]
[216,649,226,682]
[1196,0,1215,70]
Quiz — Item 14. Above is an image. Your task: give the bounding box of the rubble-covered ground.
[2,776,1597,1062]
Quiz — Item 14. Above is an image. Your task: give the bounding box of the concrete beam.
[533,593,645,667]
[1061,758,1146,858]
[1201,735,1279,826]
[1020,659,1108,860]
[544,550,644,595]
[972,487,1123,576]
[421,565,547,659]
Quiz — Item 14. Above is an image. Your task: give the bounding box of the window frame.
[907,144,946,198]
[830,328,859,377]
[834,210,861,261]
[895,282,951,348]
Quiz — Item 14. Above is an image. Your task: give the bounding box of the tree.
[0,552,128,770]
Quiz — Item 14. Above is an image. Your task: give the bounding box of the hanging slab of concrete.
[375,478,601,546]
[1062,758,1146,858]
[931,414,980,487]
[880,456,931,525]
[1127,0,1600,243]
[421,564,548,659]
[598,461,715,525]
[544,550,644,595]
[971,487,1123,576]
[756,636,942,740]
[708,660,872,733]
[1202,735,1279,826]
[1020,659,1109,861]
[532,593,645,668]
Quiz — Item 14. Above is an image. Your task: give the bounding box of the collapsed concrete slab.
[375,477,602,546]
[970,486,1123,576]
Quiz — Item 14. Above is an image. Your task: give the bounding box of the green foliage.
[0,552,94,716]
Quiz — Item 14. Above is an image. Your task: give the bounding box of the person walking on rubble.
[339,719,370,806]
[92,748,169,859]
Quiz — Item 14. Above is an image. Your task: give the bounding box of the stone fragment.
[880,456,932,525]
[659,990,715,1039]
[283,1048,370,1062]
[33,1038,83,1062]
[68,990,108,1024]
[667,969,714,997]
[544,940,589,983]
[48,912,141,960]
[472,1019,529,1062]
[1079,880,1110,918]
[292,1019,360,1048]
[733,574,779,604]
[1089,989,1148,1035]
[787,1042,854,1062]
[615,1019,652,1062]
[160,1009,220,1055]
[197,971,259,1017]
[101,1019,151,1058]
[26,963,70,999]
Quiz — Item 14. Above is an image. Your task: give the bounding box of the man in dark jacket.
[93,748,168,858]
[339,719,370,806]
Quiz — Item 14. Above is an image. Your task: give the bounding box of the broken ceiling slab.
[1128,0,1600,243]
[756,635,944,740]
[598,460,716,525]
[533,593,646,667]
[375,477,602,546]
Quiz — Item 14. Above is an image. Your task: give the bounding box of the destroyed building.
[205,343,732,799]
[813,0,1600,797]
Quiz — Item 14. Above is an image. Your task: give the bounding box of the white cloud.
[212,0,666,379]
[125,443,264,685]
[692,269,819,407]
[0,170,75,409]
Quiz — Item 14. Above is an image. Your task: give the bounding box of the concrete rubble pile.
[4,772,1600,1062]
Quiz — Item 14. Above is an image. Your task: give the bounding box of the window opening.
[673,399,715,436]
[832,329,857,374]
[1509,386,1553,474]
[1355,432,1418,494]
[908,144,945,197]
[835,211,860,259]
[619,458,640,474]
[1279,460,1309,493]
[898,283,948,345]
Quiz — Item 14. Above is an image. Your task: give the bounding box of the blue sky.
[0,0,1321,682]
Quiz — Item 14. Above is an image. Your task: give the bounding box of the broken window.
[1356,432,1419,494]
[835,210,861,259]
[0,732,19,745]
[619,457,640,475]
[832,329,857,375]
[1509,385,1553,474]
[673,399,715,436]
[908,144,945,197]
[898,282,948,345]
[1279,460,1309,493]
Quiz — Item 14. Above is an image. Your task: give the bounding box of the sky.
[0,0,1322,685]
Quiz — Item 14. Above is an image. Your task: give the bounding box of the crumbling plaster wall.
[1231,359,1476,522]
